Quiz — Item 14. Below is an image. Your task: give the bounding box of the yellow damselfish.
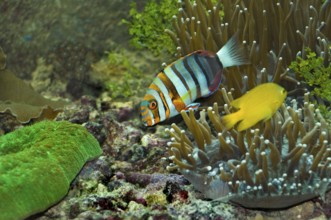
[222,83,287,131]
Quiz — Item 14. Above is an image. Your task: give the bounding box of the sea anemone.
[167,0,331,96]
[166,90,331,209]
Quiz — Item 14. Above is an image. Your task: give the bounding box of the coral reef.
[1,0,331,219]
[166,89,331,208]
[0,120,102,220]
[6,93,325,219]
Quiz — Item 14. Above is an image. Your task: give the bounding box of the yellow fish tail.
[222,111,243,130]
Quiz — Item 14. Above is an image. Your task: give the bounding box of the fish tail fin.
[221,111,243,130]
[216,34,249,68]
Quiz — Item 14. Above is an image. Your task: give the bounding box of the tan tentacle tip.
[169,155,175,160]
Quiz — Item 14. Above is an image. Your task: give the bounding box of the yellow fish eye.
[149,99,158,110]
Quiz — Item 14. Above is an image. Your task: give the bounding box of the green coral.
[289,48,331,121]
[290,49,331,101]
[0,120,102,220]
[123,0,179,55]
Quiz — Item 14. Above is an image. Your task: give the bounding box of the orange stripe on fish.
[157,72,186,112]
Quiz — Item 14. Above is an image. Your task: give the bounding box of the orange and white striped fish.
[140,36,247,126]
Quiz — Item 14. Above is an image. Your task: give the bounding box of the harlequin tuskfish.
[140,36,247,126]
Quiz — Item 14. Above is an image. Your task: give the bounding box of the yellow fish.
[222,83,287,131]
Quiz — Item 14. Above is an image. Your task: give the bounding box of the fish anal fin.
[184,103,200,111]
[237,112,269,131]
[221,110,243,130]
[236,119,255,132]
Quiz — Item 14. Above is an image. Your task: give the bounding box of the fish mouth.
[140,116,149,126]
[140,108,153,126]
[141,117,154,126]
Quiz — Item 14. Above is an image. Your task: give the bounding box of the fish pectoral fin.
[262,108,274,122]
[230,98,242,109]
[183,103,200,111]
[173,99,187,111]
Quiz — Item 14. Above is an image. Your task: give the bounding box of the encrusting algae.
[166,89,331,209]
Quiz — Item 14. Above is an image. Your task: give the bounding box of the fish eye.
[149,100,158,110]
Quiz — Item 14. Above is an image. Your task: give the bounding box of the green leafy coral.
[0,120,102,220]
[290,48,331,121]
[290,49,331,101]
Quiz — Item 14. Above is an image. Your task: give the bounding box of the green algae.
[0,120,102,220]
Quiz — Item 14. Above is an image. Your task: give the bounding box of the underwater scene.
[1,0,331,219]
